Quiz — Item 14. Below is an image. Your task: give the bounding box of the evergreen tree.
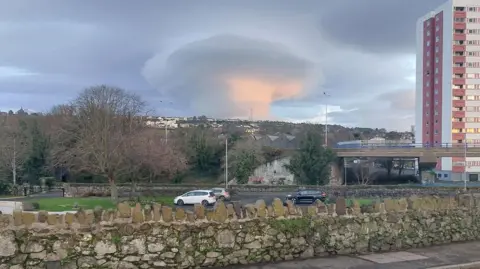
[285,130,336,185]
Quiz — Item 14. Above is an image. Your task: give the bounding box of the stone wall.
[1,194,480,269]
[63,183,478,198]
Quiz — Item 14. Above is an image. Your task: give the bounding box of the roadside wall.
[1,194,480,269]
[63,182,470,198]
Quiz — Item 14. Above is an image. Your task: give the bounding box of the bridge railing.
[334,142,480,149]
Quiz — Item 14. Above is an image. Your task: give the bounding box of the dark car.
[284,190,327,205]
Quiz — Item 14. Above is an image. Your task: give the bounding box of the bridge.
[332,143,480,163]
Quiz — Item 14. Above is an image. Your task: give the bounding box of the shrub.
[0,181,11,195]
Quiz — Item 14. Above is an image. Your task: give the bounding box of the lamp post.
[160,100,173,144]
[323,92,330,147]
[225,137,228,189]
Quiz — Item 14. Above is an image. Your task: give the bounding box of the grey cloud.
[329,89,414,131]
[318,0,445,54]
[0,1,436,129]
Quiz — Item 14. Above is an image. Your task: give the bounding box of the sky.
[0,0,447,131]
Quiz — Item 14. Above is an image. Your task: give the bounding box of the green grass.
[27,196,175,212]
[347,198,376,206]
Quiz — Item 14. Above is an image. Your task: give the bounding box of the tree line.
[0,85,337,201]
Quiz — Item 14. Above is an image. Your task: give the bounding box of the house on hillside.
[250,133,298,149]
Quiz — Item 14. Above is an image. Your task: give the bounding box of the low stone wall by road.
[63,183,472,198]
[1,194,480,268]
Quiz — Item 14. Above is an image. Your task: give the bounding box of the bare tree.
[0,117,28,184]
[352,159,372,185]
[128,128,188,183]
[51,85,146,202]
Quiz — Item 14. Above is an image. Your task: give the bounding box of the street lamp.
[159,100,173,143]
[323,92,330,147]
[225,137,228,189]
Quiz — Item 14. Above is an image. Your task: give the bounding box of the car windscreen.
[212,189,222,193]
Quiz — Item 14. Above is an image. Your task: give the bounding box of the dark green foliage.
[227,141,264,184]
[21,119,50,183]
[285,130,336,185]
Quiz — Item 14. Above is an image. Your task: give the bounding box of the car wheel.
[201,200,209,206]
[218,196,225,201]
[177,199,184,206]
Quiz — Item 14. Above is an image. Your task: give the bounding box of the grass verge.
[27,196,175,212]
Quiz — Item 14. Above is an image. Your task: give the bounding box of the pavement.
[228,241,480,269]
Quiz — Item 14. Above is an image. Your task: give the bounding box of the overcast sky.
[0,0,446,131]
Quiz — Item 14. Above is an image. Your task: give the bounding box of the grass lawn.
[344,198,378,207]
[28,196,175,212]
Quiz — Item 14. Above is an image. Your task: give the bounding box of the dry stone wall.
[1,195,480,269]
[63,183,472,198]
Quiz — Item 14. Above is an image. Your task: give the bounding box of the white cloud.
[0,66,37,79]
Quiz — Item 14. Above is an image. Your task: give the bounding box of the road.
[1,190,295,212]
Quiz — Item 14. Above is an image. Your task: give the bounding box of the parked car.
[211,187,231,201]
[174,190,217,206]
[284,190,327,205]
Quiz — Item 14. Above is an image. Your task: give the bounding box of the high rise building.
[416,0,480,179]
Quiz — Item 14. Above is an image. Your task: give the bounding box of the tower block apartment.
[416,0,480,180]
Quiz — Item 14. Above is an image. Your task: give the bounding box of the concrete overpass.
[333,145,480,163]
[329,143,480,185]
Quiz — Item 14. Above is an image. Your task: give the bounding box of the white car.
[211,187,231,201]
[174,190,217,206]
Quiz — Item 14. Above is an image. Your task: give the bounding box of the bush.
[41,177,56,190]
[0,181,11,195]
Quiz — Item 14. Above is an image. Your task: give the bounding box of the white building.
[416,0,480,181]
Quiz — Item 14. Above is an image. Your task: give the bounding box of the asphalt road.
[4,191,297,211]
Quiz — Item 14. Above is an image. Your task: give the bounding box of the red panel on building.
[452,166,465,173]
[453,133,466,140]
[452,56,466,64]
[452,100,466,107]
[453,67,466,73]
[452,122,465,129]
[452,78,466,85]
[452,111,465,118]
[454,22,466,29]
[422,17,436,145]
[453,89,466,96]
[433,11,443,150]
[453,45,466,52]
[454,11,467,18]
[454,33,467,40]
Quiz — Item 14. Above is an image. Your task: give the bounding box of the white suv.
[211,188,231,201]
[174,190,217,206]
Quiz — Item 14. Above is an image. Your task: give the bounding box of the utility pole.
[225,137,228,189]
[165,124,168,144]
[323,92,330,147]
[12,137,16,185]
[160,100,173,144]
